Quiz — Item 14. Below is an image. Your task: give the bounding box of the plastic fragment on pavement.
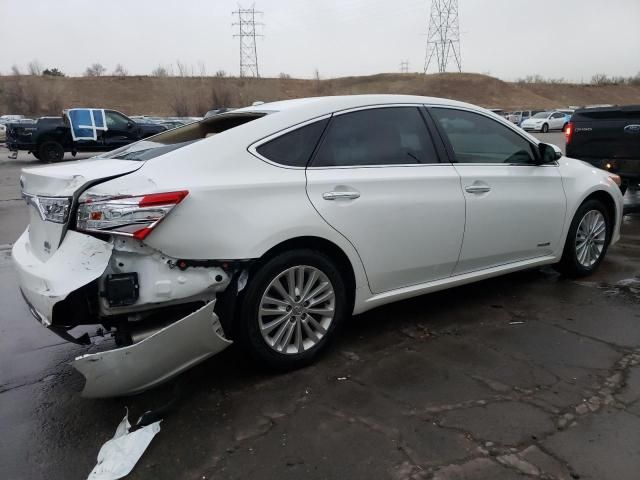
[87,409,161,480]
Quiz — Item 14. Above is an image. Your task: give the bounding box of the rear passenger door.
[550,112,565,130]
[305,106,466,294]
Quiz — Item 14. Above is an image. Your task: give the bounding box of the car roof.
[234,94,484,116]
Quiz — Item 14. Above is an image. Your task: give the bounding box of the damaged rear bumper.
[74,301,231,398]
[13,229,113,325]
[13,229,234,398]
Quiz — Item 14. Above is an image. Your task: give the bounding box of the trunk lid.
[20,159,143,261]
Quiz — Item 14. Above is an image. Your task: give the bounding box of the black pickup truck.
[6,109,166,162]
[565,105,640,194]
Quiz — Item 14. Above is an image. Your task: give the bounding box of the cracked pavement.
[1,144,640,479]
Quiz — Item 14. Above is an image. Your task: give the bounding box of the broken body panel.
[13,225,234,397]
[75,301,231,398]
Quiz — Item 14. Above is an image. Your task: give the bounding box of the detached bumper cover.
[13,229,113,325]
[73,301,232,398]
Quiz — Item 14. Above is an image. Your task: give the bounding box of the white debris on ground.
[87,409,161,480]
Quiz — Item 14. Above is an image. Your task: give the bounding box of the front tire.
[555,199,611,278]
[541,123,549,133]
[237,249,349,370]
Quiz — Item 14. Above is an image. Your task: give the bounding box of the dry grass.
[1,73,639,116]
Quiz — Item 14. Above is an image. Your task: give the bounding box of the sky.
[0,0,638,81]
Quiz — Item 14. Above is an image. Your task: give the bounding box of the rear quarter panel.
[84,128,370,295]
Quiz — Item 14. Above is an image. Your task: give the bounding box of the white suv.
[521,111,567,132]
[13,95,623,397]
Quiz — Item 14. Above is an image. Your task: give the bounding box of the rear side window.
[256,119,329,167]
[431,107,537,164]
[312,107,438,167]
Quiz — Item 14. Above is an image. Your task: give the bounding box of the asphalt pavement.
[1,137,640,480]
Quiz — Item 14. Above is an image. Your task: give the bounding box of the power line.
[232,5,263,78]
[400,60,409,74]
[424,0,462,74]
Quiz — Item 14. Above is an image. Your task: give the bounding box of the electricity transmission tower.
[232,5,263,78]
[400,60,409,73]
[424,0,462,74]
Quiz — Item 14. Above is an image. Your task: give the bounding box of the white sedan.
[521,110,567,132]
[13,95,623,397]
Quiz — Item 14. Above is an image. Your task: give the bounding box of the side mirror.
[127,121,134,129]
[538,143,562,163]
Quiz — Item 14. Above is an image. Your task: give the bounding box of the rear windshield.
[99,112,266,161]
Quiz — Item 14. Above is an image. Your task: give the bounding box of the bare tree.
[85,63,107,77]
[210,85,233,109]
[27,60,43,76]
[591,73,613,86]
[215,70,227,78]
[151,65,170,77]
[170,91,191,116]
[279,72,291,79]
[197,61,207,78]
[11,64,22,76]
[113,64,128,77]
[175,60,189,77]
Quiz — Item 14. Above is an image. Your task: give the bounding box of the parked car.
[6,109,167,162]
[14,95,623,397]
[0,114,26,122]
[566,105,640,194]
[557,109,575,131]
[521,111,566,132]
[507,110,543,126]
[0,123,5,142]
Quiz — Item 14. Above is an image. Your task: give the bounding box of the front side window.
[256,118,329,167]
[105,111,130,129]
[430,108,537,165]
[312,107,438,167]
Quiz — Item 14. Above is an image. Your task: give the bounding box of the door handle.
[465,185,491,194]
[322,191,360,200]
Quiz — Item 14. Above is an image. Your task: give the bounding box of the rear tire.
[555,199,611,278]
[541,123,549,133]
[237,249,348,370]
[38,141,64,163]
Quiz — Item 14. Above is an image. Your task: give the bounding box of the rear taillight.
[22,194,71,224]
[564,122,574,144]
[76,191,188,240]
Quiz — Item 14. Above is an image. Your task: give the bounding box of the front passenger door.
[104,111,139,149]
[429,107,567,274]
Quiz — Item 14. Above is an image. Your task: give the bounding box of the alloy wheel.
[575,210,606,267]
[258,265,335,354]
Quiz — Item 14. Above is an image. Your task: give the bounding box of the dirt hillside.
[1,73,639,117]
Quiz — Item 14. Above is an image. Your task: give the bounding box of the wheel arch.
[252,235,358,310]
[582,190,617,237]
